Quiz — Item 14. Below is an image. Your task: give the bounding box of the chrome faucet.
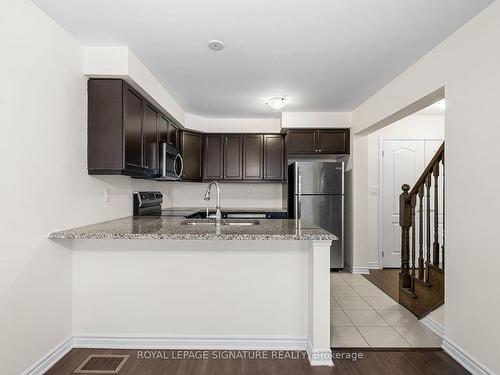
[203,180,222,223]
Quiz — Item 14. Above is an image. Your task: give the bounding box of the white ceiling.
[33,0,492,118]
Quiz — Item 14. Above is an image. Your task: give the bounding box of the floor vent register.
[74,354,129,374]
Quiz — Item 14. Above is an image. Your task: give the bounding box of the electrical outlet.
[104,187,111,203]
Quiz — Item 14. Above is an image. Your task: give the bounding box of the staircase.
[399,142,444,318]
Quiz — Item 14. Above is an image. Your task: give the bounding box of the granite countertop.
[48,217,337,241]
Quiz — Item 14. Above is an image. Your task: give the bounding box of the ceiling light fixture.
[208,40,224,51]
[266,96,289,110]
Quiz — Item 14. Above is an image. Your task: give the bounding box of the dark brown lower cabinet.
[224,134,243,180]
[180,131,203,181]
[263,134,285,181]
[203,134,224,180]
[243,134,264,180]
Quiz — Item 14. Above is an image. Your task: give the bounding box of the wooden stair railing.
[399,142,444,318]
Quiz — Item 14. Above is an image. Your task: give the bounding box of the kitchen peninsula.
[50,217,336,366]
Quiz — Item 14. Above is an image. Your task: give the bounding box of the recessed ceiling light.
[208,40,224,51]
[266,96,289,110]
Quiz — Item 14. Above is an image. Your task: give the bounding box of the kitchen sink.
[181,219,259,226]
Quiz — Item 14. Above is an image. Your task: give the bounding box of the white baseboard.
[305,338,334,367]
[73,334,307,351]
[351,267,370,274]
[22,336,73,375]
[420,315,444,338]
[367,262,382,270]
[442,337,494,375]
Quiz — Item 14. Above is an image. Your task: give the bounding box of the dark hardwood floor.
[363,268,400,301]
[46,348,468,375]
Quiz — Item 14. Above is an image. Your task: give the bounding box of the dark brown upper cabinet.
[180,130,203,181]
[203,133,285,182]
[158,113,178,149]
[142,103,159,173]
[317,129,350,154]
[286,129,350,155]
[88,79,159,177]
[223,134,243,180]
[123,84,144,173]
[263,134,285,181]
[203,134,224,180]
[243,134,264,180]
[286,129,317,154]
[168,122,178,148]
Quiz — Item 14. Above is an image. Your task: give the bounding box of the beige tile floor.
[330,272,442,348]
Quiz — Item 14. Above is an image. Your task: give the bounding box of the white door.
[381,140,425,267]
[380,139,444,267]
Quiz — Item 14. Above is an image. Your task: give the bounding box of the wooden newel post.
[399,184,412,289]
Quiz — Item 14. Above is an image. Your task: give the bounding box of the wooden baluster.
[411,195,416,291]
[399,184,412,290]
[418,185,424,280]
[441,157,445,270]
[425,174,432,283]
[432,162,440,266]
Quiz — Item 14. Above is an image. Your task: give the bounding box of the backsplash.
[168,181,284,208]
[95,176,284,214]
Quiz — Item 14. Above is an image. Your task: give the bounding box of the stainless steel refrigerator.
[287,161,344,269]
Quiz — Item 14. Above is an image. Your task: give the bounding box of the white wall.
[366,115,445,268]
[351,1,500,372]
[185,114,281,133]
[281,112,352,128]
[84,46,186,125]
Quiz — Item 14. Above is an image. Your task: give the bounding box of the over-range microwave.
[156,143,183,181]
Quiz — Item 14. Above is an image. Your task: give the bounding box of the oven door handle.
[175,153,184,180]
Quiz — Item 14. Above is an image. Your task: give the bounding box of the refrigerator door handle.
[298,167,302,220]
